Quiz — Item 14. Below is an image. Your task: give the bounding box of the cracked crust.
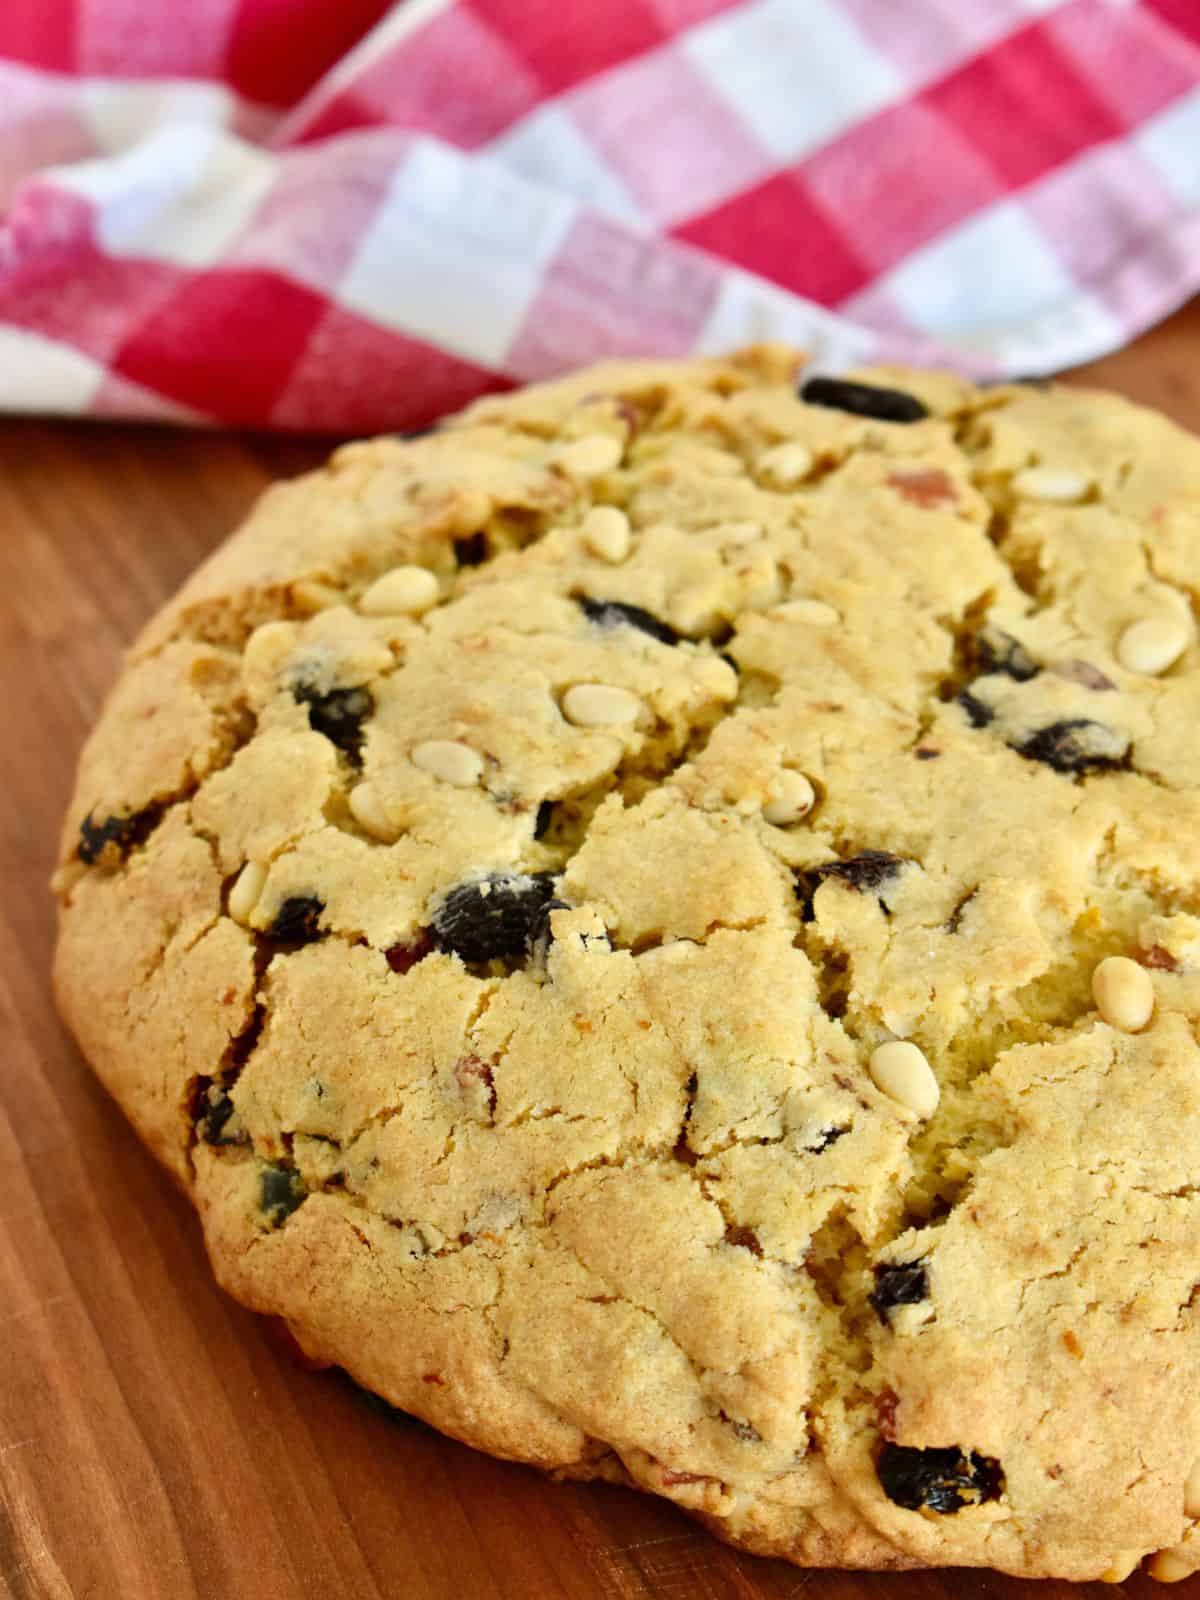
[53,348,1200,1582]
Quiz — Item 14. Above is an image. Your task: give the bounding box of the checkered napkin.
[1,0,1198,431]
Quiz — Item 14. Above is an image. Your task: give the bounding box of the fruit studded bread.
[53,348,1200,1584]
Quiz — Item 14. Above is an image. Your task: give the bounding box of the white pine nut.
[1011,466,1090,504]
[1098,1550,1143,1583]
[774,598,840,626]
[359,565,439,617]
[869,1041,940,1119]
[1117,617,1188,676]
[410,739,484,787]
[581,505,632,563]
[758,442,814,488]
[1092,956,1155,1033]
[229,861,268,926]
[348,782,395,839]
[291,577,342,613]
[1150,1547,1194,1583]
[555,434,624,478]
[242,621,297,683]
[1185,1459,1200,1519]
[562,683,642,728]
[763,770,815,825]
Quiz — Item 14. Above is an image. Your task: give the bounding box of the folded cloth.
[1,0,1198,431]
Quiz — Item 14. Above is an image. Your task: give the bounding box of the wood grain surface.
[4,304,1200,1600]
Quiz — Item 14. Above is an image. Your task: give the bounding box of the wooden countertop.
[4,304,1200,1600]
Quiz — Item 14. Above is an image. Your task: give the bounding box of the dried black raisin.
[259,1164,306,1227]
[1015,719,1128,774]
[78,806,156,866]
[976,630,1039,682]
[454,532,488,567]
[795,851,904,920]
[267,896,325,945]
[957,690,994,728]
[870,1262,929,1322]
[527,895,571,968]
[196,1084,241,1146]
[292,681,373,762]
[579,596,679,645]
[807,1125,849,1153]
[432,873,559,965]
[817,850,903,892]
[877,1443,1003,1513]
[794,878,818,923]
[800,376,928,424]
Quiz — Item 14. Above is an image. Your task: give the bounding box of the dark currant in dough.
[267,896,325,945]
[526,895,571,965]
[454,532,488,567]
[432,873,560,965]
[958,690,995,728]
[816,850,904,892]
[877,1444,1004,1513]
[870,1262,929,1322]
[800,376,928,423]
[259,1164,306,1226]
[795,850,904,920]
[292,681,373,762]
[579,596,679,645]
[1015,720,1128,774]
[976,630,1039,682]
[78,806,157,866]
[196,1084,242,1146]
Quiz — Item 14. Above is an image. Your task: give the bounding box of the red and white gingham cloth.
[2,0,1199,432]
